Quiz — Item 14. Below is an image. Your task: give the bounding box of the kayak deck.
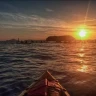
[19,70,70,96]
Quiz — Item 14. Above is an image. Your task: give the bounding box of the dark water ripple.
[0,43,96,96]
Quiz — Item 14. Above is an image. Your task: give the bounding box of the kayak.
[19,70,70,96]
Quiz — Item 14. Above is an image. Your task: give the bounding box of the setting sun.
[74,25,91,40]
[79,29,87,38]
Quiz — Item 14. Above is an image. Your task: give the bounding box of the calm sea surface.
[0,42,96,96]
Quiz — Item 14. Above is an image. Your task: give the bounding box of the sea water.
[0,42,96,96]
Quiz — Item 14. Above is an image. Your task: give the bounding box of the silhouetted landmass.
[0,39,47,44]
[1,36,96,44]
[46,35,75,42]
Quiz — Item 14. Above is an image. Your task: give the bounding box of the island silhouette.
[46,35,75,42]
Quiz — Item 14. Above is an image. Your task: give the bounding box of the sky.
[0,0,96,40]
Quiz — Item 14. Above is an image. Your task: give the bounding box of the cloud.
[45,8,53,12]
[0,23,71,33]
[0,12,74,37]
[0,12,67,28]
[74,19,96,23]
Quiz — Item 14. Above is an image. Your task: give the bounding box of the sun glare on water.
[77,65,88,72]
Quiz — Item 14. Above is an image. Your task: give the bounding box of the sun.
[79,29,86,38]
[74,25,90,40]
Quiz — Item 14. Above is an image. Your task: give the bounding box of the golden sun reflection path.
[76,44,93,73]
[76,45,88,73]
[61,43,95,74]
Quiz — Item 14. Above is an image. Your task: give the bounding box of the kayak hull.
[19,70,70,96]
